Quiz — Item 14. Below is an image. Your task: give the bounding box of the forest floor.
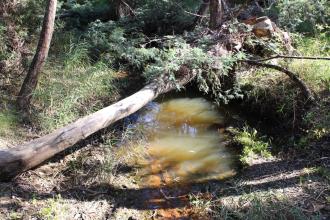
[0,34,329,219]
[0,86,329,220]
[0,126,329,220]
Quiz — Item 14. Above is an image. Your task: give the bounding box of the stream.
[120,96,237,218]
[134,97,237,187]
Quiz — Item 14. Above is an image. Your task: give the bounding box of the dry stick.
[243,60,315,102]
[253,55,330,62]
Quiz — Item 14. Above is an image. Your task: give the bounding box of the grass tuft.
[33,57,117,132]
[230,126,271,165]
[0,109,20,137]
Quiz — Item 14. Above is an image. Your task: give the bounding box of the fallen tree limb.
[0,68,195,181]
[243,60,315,102]
[253,55,330,62]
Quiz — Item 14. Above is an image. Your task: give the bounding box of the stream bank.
[0,89,329,219]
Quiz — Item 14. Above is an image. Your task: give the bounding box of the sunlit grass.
[238,35,330,148]
[37,195,68,220]
[32,42,117,132]
[220,191,319,220]
[230,126,271,165]
[290,35,330,92]
[0,109,19,137]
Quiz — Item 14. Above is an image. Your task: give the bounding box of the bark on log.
[0,69,195,181]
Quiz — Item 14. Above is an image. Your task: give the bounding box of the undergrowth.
[0,109,19,137]
[230,126,271,165]
[212,191,321,220]
[238,35,330,149]
[32,39,117,132]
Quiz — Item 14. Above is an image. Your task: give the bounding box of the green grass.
[288,35,330,92]
[37,195,68,220]
[289,35,330,92]
[0,109,20,137]
[230,126,271,165]
[32,41,117,132]
[238,35,330,149]
[216,191,320,220]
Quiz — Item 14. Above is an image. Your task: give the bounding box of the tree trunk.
[209,0,223,30]
[111,0,133,20]
[0,69,195,181]
[192,0,210,28]
[17,0,57,110]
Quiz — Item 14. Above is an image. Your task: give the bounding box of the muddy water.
[134,97,236,188]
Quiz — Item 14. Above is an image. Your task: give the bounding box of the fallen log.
[0,68,195,180]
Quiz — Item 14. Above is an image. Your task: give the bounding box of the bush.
[271,0,330,35]
[231,126,271,165]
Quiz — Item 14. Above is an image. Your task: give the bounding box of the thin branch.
[242,60,315,103]
[252,55,330,62]
[174,2,208,18]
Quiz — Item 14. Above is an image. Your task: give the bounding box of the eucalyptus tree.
[17,0,57,110]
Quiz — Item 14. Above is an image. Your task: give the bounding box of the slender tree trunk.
[111,0,133,20]
[17,0,57,110]
[209,0,223,30]
[192,0,210,28]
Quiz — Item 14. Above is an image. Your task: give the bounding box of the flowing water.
[132,97,237,188]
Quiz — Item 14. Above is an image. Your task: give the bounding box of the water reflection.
[135,98,236,187]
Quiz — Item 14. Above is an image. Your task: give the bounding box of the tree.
[209,0,223,30]
[110,0,133,20]
[17,0,57,110]
[192,0,210,28]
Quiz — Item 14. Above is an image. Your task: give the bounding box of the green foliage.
[0,23,9,60]
[196,52,245,104]
[85,20,244,103]
[231,126,271,165]
[273,0,330,34]
[131,0,199,34]
[244,34,288,56]
[33,40,116,131]
[38,195,67,220]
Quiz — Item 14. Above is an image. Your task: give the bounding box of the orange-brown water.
[135,97,236,187]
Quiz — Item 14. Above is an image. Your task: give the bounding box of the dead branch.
[243,60,315,102]
[253,55,330,62]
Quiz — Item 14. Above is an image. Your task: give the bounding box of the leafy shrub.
[231,126,271,165]
[131,0,199,34]
[270,0,330,34]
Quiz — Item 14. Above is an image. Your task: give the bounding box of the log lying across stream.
[0,23,315,180]
[0,70,195,180]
